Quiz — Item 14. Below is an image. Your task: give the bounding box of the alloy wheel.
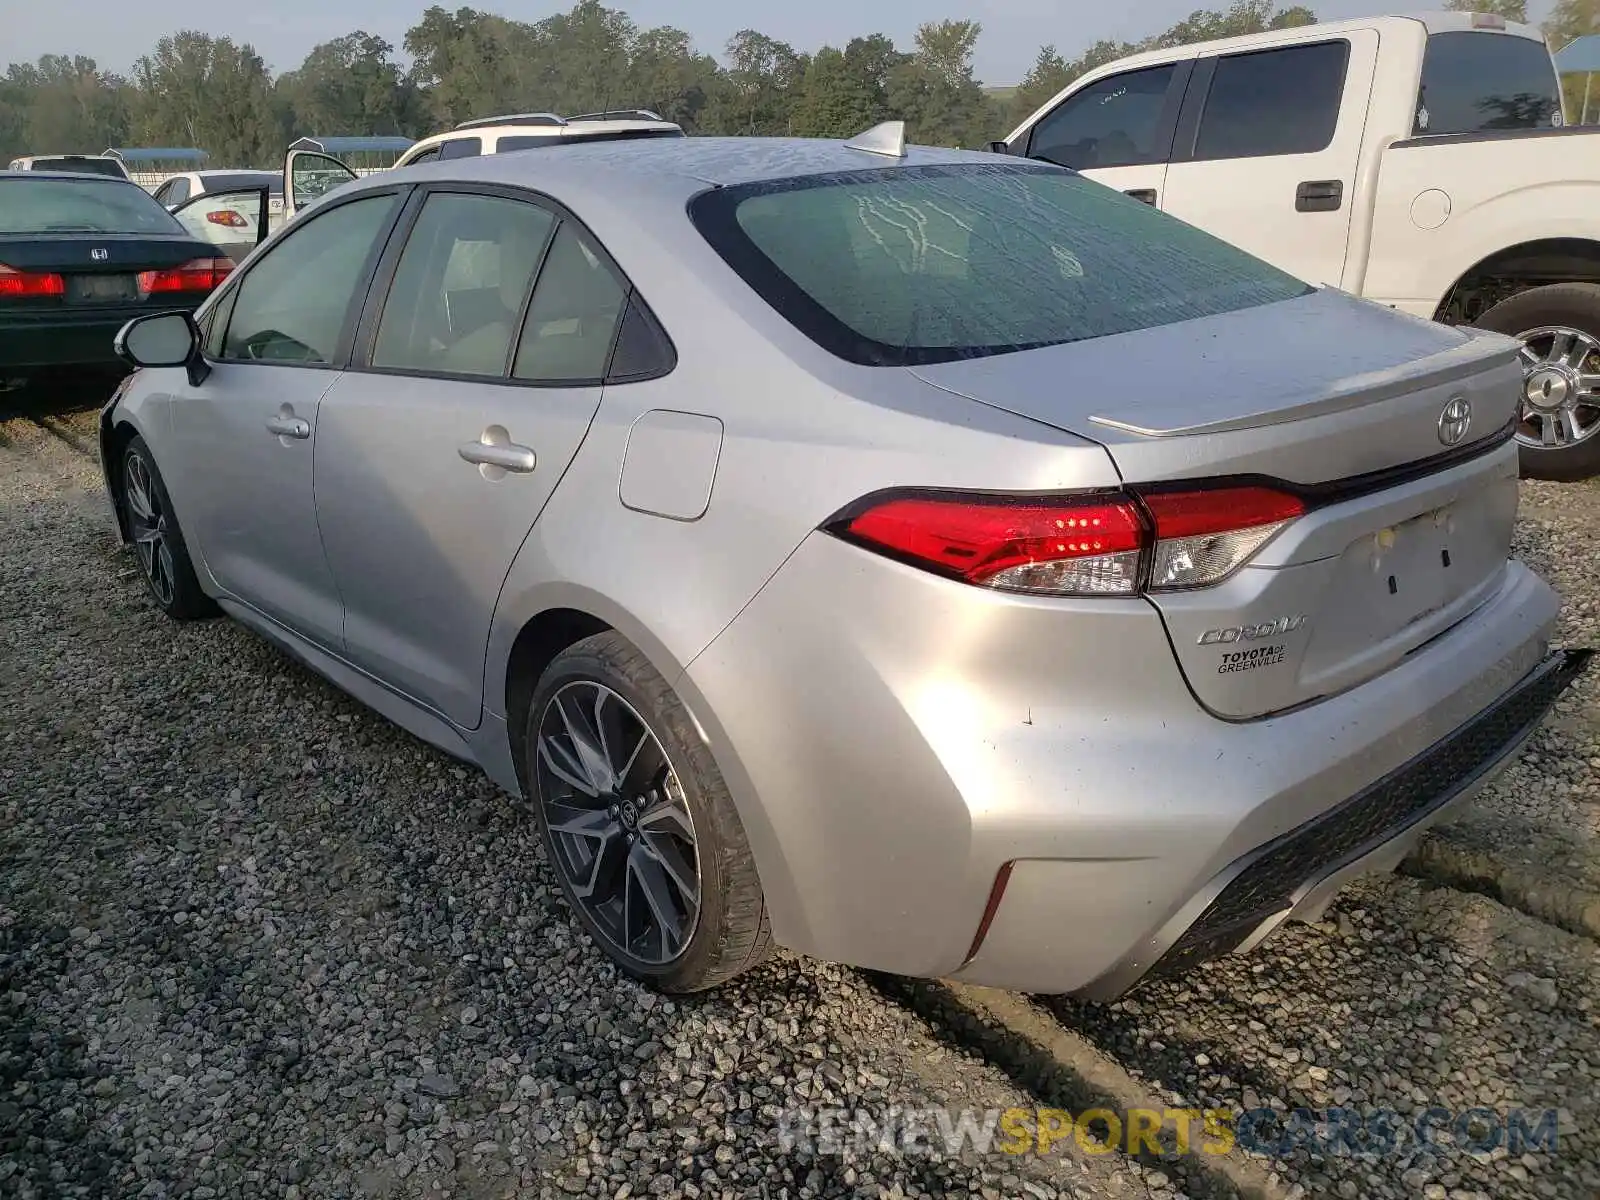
[1515,325,1600,451]
[123,451,175,607]
[534,680,701,965]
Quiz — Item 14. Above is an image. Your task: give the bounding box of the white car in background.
[155,170,284,245]
[153,170,282,265]
[6,154,131,180]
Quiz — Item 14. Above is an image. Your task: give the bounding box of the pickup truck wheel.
[1472,284,1600,482]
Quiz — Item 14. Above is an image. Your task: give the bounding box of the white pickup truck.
[998,10,1600,481]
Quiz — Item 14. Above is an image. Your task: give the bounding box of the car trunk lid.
[908,289,1525,718]
[0,234,221,310]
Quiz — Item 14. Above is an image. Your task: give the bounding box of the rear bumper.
[0,303,202,371]
[1073,645,1591,999]
[683,531,1573,996]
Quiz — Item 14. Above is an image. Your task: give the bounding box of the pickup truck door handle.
[265,412,311,440]
[1296,179,1343,212]
[1124,188,1158,206]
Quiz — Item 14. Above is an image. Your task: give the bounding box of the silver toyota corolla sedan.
[99,131,1590,997]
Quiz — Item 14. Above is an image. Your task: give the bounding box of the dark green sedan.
[1,171,266,386]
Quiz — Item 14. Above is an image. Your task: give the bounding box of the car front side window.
[220,192,401,365]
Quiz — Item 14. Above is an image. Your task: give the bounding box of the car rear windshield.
[689,162,1314,367]
[0,178,186,235]
[26,157,127,178]
[1415,31,1563,136]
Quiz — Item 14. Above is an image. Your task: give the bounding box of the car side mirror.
[986,140,1011,155]
[115,311,208,385]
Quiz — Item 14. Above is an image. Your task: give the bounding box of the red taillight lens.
[1142,486,1305,591]
[0,263,66,297]
[205,209,247,228]
[828,484,1308,597]
[137,257,235,294]
[831,492,1149,596]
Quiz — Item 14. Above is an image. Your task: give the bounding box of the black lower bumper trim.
[1140,647,1593,987]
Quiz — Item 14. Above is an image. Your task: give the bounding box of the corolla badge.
[1198,614,1307,645]
[90,247,109,260]
[1437,396,1471,446]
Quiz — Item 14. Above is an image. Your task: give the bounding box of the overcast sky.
[0,0,1561,86]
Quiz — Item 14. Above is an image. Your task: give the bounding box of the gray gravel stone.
[5,398,1597,1200]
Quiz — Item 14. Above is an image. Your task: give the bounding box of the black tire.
[525,631,771,992]
[1472,283,1600,482]
[119,435,219,620]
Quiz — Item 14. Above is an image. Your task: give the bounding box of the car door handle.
[265,414,310,439]
[458,439,536,473]
[1295,179,1343,212]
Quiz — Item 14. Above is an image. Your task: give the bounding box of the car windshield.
[0,177,187,235]
[26,157,127,178]
[689,161,1315,366]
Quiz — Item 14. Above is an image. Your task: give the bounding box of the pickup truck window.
[1193,41,1349,161]
[1414,32,1562,137]
[1027,64,1180,170]
[689,162,1313,367]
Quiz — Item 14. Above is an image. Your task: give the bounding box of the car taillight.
[826,484,1305,597]
[137,257,235,294]
[828,492,1148,596]
[0,263,66,297]
[205,209,247,228]
[1142,486,1305,591]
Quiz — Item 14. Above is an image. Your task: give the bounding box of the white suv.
[6,154,131,180]
[393,110,685,168]
[282,110,686,223]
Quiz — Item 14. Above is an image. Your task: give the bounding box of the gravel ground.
[2,393,1598,1200]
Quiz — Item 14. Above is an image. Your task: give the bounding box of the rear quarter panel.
[1364,131,1600,315]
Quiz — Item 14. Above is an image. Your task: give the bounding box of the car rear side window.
[1192,41,1349,160]
[689,163,1312,367]
[512,223,628,383]
[438,137,483,160]
[1415,31,1563,136]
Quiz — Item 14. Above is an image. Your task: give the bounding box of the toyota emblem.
[1437,396,1471,446]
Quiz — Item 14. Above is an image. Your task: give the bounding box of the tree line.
[0,0,1590,170]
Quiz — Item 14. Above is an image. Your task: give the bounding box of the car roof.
[379,135,991,201]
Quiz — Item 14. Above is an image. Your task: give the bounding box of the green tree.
[2,56,131,158]
[131,33,279,165]
[889,19,991,147]
[710,29,806,134]
[792,34,905,138]
[278,32,417,137]
[1445,0,1530,20]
